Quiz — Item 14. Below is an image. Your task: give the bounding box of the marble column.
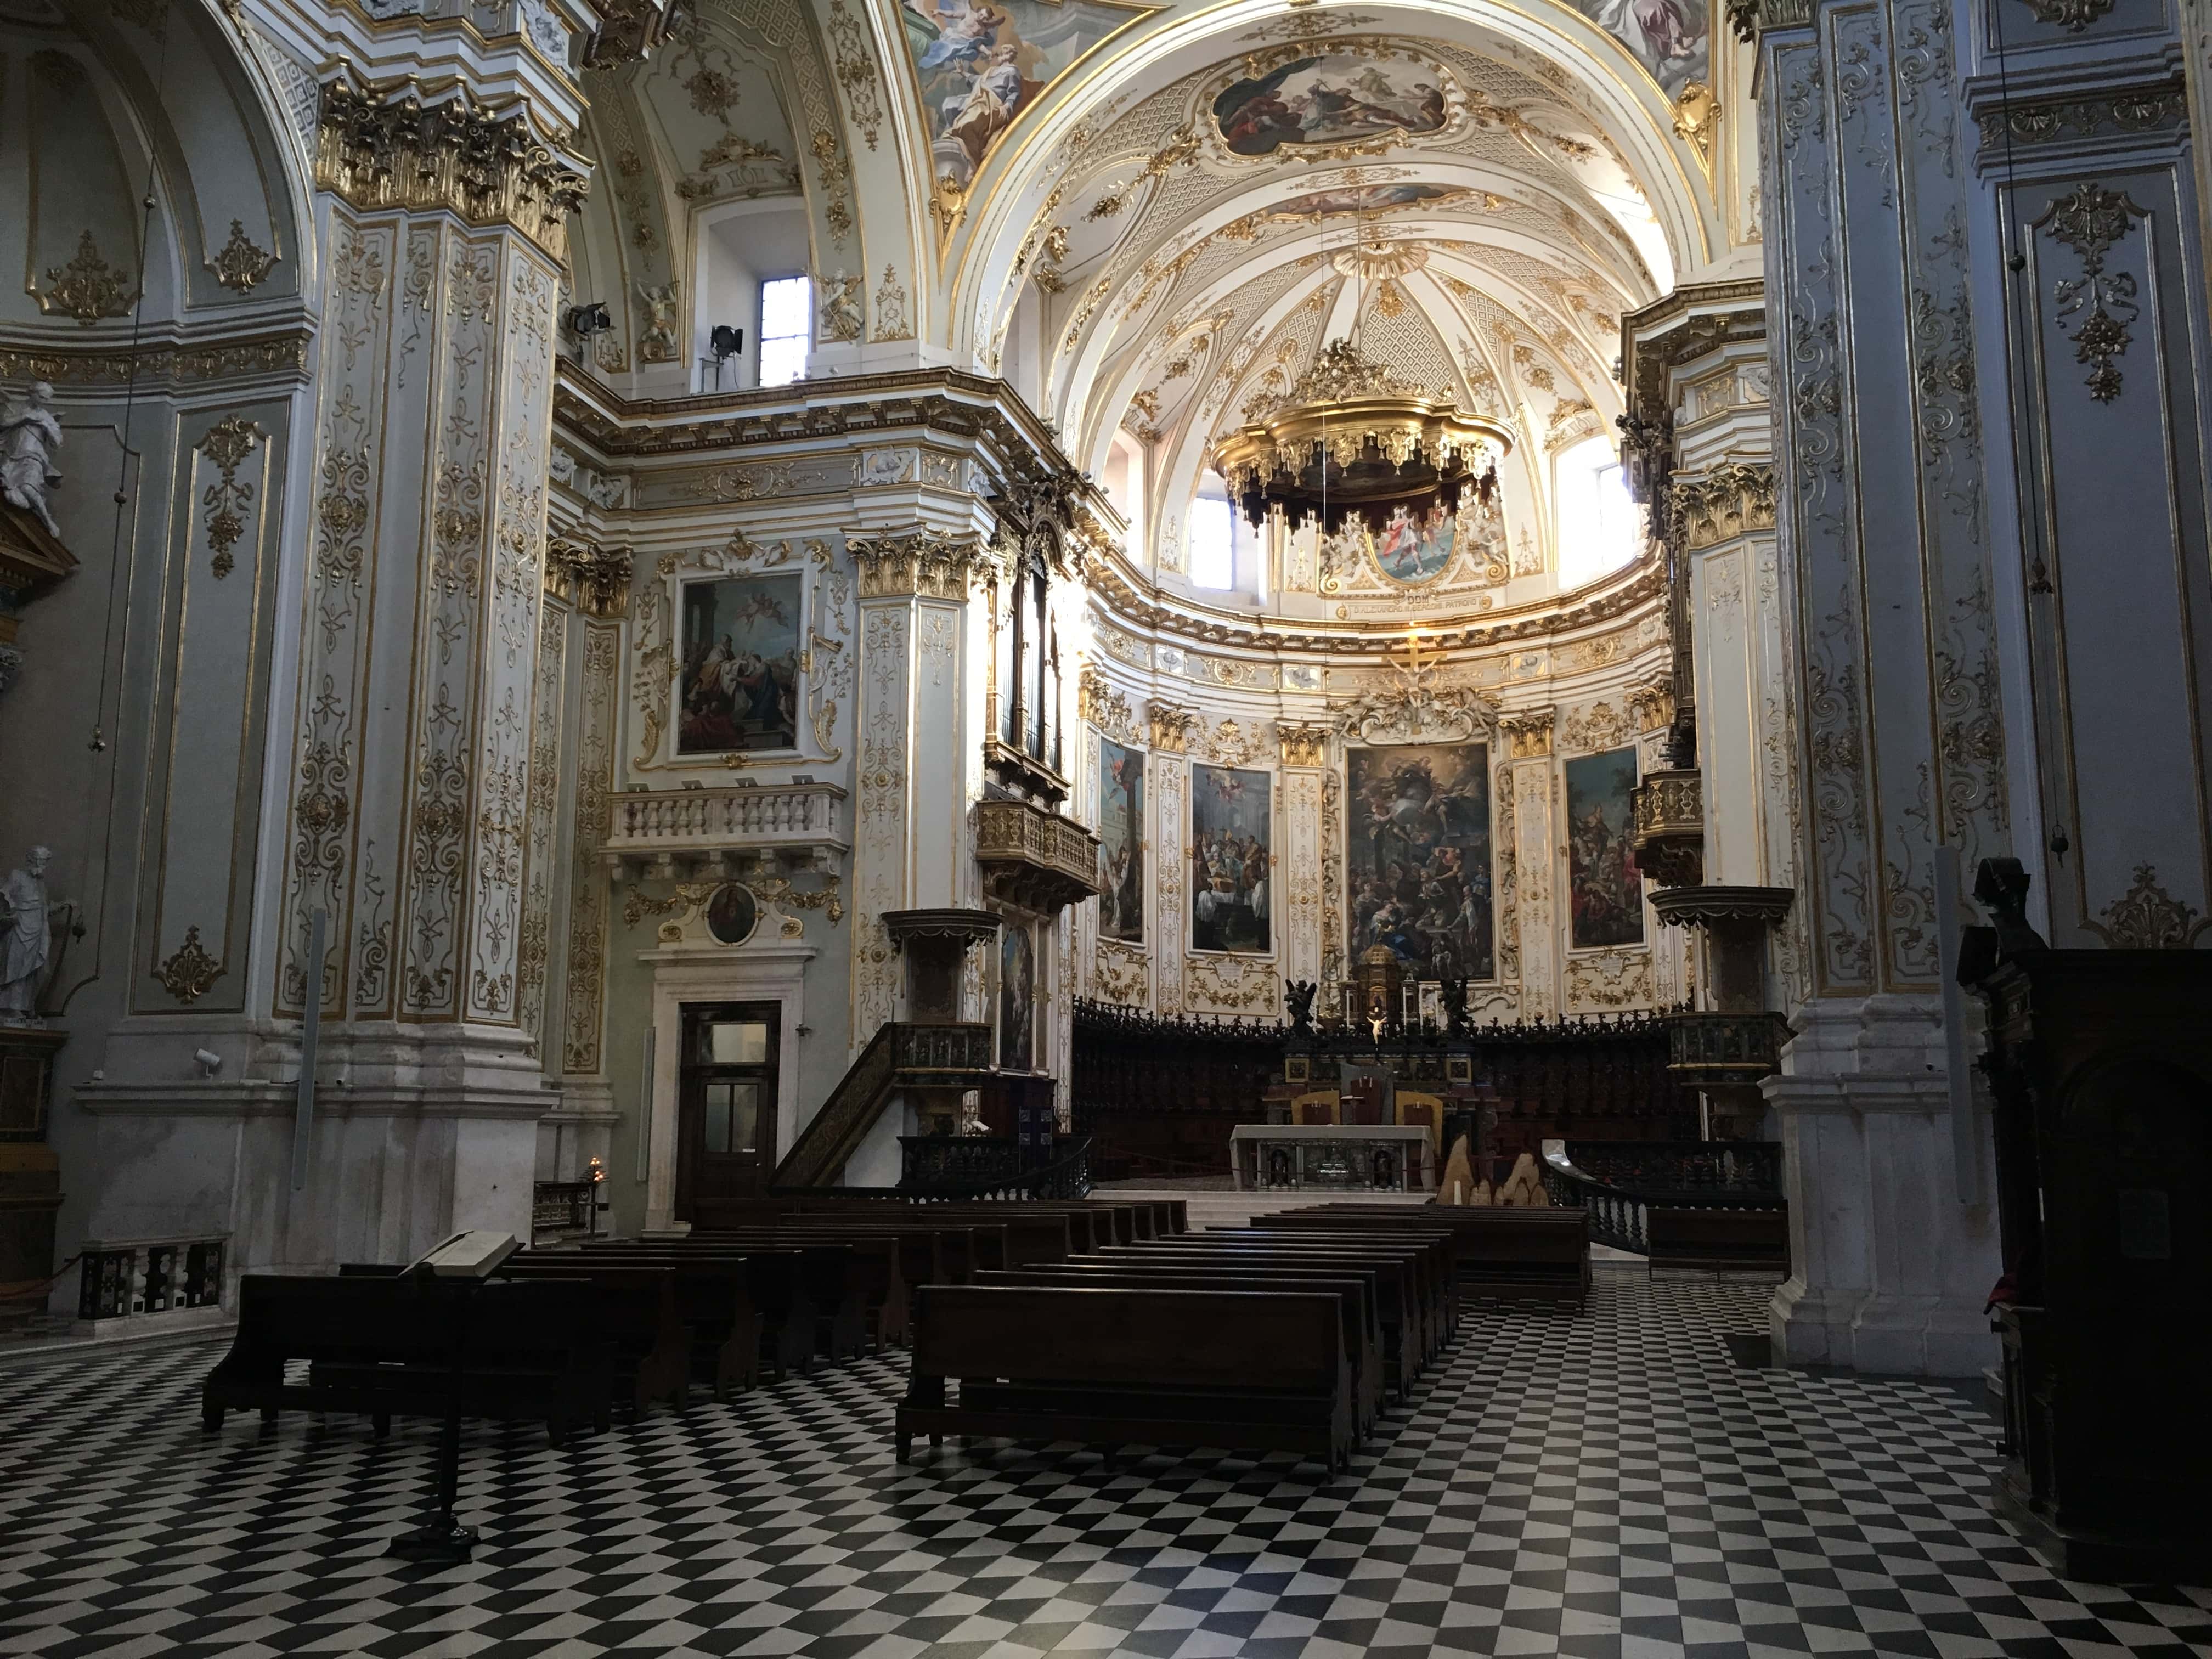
[843,529,992,1183]
[1756,0,2010,1374]
[256,80,586,1257]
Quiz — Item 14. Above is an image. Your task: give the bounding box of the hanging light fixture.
[1208,215,1511,538]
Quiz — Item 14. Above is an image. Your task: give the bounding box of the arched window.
[1555,436,1639,589]
[1189,470,1259,592]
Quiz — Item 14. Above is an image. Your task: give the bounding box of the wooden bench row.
[199,1199,1187,1444]
[894,1220,1467,1474]
[1255,1203,1593,1306]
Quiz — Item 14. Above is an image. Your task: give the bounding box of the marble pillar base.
[69,1023,556,1303]
[1763,994,2000,1377]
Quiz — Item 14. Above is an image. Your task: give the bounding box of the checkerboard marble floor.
[3,1272,2207,1659]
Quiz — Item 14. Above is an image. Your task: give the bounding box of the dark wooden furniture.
[1091,1238,1435,1396]
[1645,1207,1788,1272]
[897,1284,1356,1473]
[1258,1205,1591,1306]
[202,1273,612,1444]
[1971,944,2212,1584]
[977,1265,1385,1434]
[344,1260,692,1418]
[564,1243,806,1380]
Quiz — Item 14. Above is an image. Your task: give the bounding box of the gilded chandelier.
[1210,338,1513,536]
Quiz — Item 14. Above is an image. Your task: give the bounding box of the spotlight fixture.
[705,324,745,388]
[566,301,611,363]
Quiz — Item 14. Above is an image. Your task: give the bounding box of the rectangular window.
[1189,495,1236,589]
[758,276,811,388]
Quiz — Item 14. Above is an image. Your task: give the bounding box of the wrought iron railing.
[899,1135,1024,1191]
[1540,1139,1784,1254]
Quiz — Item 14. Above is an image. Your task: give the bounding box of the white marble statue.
[1,381,63,537]
[636,281,680,363]
[0,845,55,1025]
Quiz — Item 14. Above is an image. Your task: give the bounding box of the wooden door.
[675,1002,781,1225]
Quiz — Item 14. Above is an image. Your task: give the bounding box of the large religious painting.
[998,921,1036,1070]
[1567,0,1708,97]
[1566,747,1645,947]
[1097,739,1144,944]
[679,574,801,754]
[1212,52,1451,158]
[1190,763,1271,954]
[903,0,1137,193]
[1346,743,1494,980]
[1370,505,1458,585]
[1266,182,1471,221]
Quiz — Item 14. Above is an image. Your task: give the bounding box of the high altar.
[1254,949,1496,1191]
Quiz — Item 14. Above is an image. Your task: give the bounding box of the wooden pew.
[780,1200,1065,1269]
[1256,1205,1592,1307]
[897,1284,1356,1474]
[1137,1228,1453,1359]
[1646,1207,1788,1272]
[345,1260,692,1418]
[1090,1242,1427,1397]
[202,1273,612,1444]
[1208,1226,1459,1348]
[686,1231,896,1354]
[565,1243,809,1379]
[977,1265,1384,1434]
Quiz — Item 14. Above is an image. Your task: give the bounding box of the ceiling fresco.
[561,0,1754,618]
[901,0,1153,193]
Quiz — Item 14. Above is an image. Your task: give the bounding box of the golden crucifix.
[1388,626,1434,681]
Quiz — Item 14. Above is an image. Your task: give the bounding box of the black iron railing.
[1540,1139,1784,1254]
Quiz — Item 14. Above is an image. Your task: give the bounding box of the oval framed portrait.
[705,883,758,946]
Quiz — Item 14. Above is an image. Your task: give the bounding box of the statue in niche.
[1,382,63,537]
[0,846,63,1026]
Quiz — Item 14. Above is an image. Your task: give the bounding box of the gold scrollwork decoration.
[2092,863,2208,949]
[2045,183,2142,404]
[2010,0,2114,30]
[198,416,264,579]
[208,219,279,292]
[156,926,227,1004]
[38,230,138,325]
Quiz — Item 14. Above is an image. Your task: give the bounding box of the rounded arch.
[5,0,318,338]
[941,0,1725,372]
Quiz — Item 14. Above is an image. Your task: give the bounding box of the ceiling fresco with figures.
[566,0,1754,623]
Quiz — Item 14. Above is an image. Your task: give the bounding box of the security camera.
[194,1048,222,1077]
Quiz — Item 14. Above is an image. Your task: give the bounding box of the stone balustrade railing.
[601,781,849,870]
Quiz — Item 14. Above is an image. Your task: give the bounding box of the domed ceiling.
[568,0,1757,617]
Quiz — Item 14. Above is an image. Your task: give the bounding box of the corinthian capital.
[315,79,590,263]
[546,539,633,617]
[849,527,989,599]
